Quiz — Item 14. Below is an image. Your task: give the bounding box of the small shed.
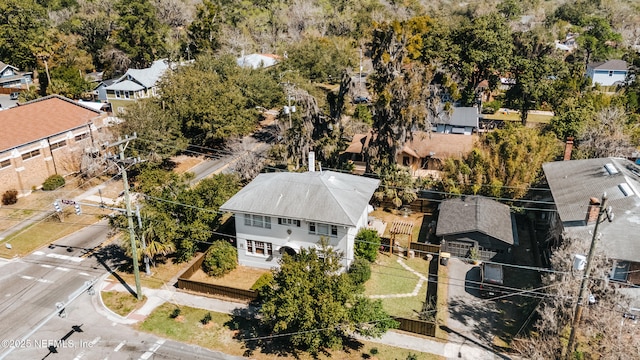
[436,196,516,261]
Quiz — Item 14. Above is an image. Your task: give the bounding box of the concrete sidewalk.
[95,275,512,360]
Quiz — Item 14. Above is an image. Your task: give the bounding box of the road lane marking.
[139,339,165,360]
[114,341,126,352]
[46,253,84,262]
[73,350,86,360]
[21,275,34,280]
[55,267,70,272]
[40,264,53,268]
[79,272,91,277]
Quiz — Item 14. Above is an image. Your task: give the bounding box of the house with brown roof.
[0,95,107,196]
[343,131,474,177]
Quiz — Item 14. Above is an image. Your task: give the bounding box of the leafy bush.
[170,307,181,319]
[354,228,382,262]
[200,312,212,325]
[42,175,65,191]
[348,257,371,285]
[482,100,502,114]
[251,272,274,291]
[202,240,237,277]
[2,190,18,205]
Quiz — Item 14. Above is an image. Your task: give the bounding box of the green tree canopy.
[441,125,560,199]
[159,55,279,146]
[259,245,397,355]
[0,0,49,70]
[354,228,382,262]
[113,0,167,68]
[115,99,188,164]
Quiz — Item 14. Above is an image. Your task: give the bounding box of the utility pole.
[106,134,143,300]
[565,193,613,358]
[136,205,150,276]
[359,47,363,94]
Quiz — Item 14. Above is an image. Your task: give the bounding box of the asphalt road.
[0,221,241,360]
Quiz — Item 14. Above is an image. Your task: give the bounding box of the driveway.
[443,214,541,359]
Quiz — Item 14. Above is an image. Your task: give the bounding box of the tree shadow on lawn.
[224,306,365,359]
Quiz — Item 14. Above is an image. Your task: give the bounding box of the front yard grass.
[0,215,99,258]
[109,255,189,289]
[101,291,147,317]
[365,253,430,318]
[138,303,442,360]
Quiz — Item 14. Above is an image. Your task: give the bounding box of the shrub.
[348,257,371,285]
[200,312,212,325]
[251,272,274,291]
[2,190,18,205]
[170,308,181,319]
[354,228,382,262]
[482,100,502,114]
[202,240,237,277]
[42,175,65,191]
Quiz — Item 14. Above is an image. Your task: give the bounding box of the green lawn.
[138,303,443,360]
[0,215,98,258]
[365,253,431,318]
[101,291,147,317]
[482,112,553,123]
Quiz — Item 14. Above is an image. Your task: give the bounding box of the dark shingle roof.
[435,196,514,245]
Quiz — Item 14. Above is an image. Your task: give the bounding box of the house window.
[246,240,273,256]
[278,217,301,227]
[309,222,338,237]
[50,140,67,150]
[609,70,613,77]
[115,90,121,98]
[0,159,11,169]
[243,214,271,229]
[75,133,89,142]
[21,149,40,160]
[124,91,130,99]
[403,156,410,166]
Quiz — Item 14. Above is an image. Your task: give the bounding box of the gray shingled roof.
[220,171,380,227]
[588,59,628,71]
[106,60,169,91]
[435,196,514,245]
[543,158,640,262]
[433,107,479,128]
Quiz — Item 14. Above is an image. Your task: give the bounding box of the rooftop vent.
[618,183,633,197]
[604,163,619,175]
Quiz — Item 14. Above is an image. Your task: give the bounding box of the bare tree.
[577,106,637,158]
[514,234,640,359]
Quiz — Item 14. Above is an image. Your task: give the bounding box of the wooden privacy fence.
[177,278,258,302]
[176,252,258,302]
[379,198,434,213]
[393,317,437,337]
[409,242,441,257]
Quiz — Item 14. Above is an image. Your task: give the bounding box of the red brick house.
[0,95,107,196]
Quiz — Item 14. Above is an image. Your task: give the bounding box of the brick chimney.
[585,197,601,224]
[563,137,574,161]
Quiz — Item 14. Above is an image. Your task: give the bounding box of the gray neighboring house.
[543,157,640,286]
[0,61,33,89]
[437,196,516,261]
[433,107,479,135]
[220,170,379,270]
[93,78,117,102]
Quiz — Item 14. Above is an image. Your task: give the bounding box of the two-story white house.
[219,169,380,270]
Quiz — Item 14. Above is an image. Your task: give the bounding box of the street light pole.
[566,193,612,358]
